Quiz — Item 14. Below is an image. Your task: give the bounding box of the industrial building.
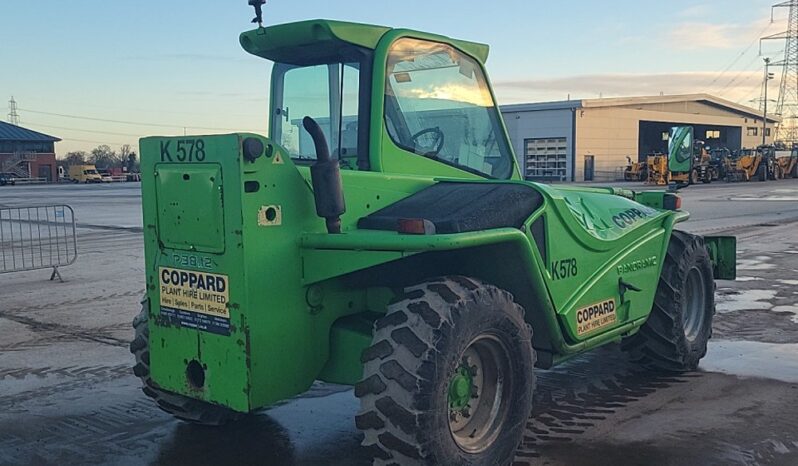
[0,121,60,182]
[500,94,779,182]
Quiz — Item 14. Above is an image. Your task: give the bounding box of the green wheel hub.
[447,335,512,453]
[448,364,474,411]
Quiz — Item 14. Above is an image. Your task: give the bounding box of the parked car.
[0,172,17,186]
[97,169,114,183]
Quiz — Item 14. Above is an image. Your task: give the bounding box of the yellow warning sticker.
[575,298,617,336]
[159,267,229,318]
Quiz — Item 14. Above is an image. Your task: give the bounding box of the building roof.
[0,121,61,142]
[500,100,582,113]
[500,93,780,123]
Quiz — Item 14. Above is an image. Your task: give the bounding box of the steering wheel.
[410,127,445,158]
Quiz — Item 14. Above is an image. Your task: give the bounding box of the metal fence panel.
[0,205,77,281]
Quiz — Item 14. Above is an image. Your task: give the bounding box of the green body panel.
[155,164,226,253]
[532,184,668,342]
[139,19,731,412]
[704,236,737,280]
[141,135,250,411]
[240,19,489,65]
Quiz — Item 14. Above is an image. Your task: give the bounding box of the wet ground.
[2,180,798,466]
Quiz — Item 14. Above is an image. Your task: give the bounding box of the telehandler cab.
[132,12,737,466]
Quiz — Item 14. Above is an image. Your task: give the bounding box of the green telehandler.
[131,10,737,466]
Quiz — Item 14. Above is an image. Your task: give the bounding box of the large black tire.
[130,300,243,425]
[690,169,699,185]
[622,231,715,372]
[757,161,767,181]
[356,277,535,466]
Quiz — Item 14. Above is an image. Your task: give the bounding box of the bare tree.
[89,145,120,169]
[119,144,133,161]
[62,151,88,165]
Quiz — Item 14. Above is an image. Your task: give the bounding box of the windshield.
[84,169,98,175]
[272,61,363,165]
[384,38,513,179]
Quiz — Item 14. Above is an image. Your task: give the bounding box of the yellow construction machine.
[774,147,798,179]
[692,141,717,183]
[645,153,669,185]
[725,148,767,182]
[646,141,715,185]
[623,156,648,181]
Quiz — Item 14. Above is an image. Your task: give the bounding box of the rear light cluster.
[663,193,682,210]
[397,218,436,235]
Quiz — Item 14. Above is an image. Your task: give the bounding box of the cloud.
[668,17,781,50]
[669,22,740,49]
[679,4,712,18]
[493,71,763,105]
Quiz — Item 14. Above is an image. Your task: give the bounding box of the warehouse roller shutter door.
[524,137,567,181]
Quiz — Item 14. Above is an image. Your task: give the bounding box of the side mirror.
[668,126,694,174]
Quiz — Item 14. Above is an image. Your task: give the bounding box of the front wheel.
[356,277,535,465]
[690,169,699,184]
[622,231,715,371]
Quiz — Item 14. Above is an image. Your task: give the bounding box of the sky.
[0,0,791,155]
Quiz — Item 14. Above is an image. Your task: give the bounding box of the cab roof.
[239,19,490,65]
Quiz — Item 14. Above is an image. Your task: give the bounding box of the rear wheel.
[690,169,699,184]
[622,231,715,372]
[130,300,243,425]
[356,276,535,465]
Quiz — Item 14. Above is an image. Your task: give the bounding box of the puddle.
[736,276,763,282]
[777,279,798,286]
[729,196,798,201]
[737,256,776,271]
[716,289,778,312]
[701,340,798,383]
[772,305,798,324]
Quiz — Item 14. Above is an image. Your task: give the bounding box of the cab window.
[384,38,514,179]
[272,62,362,167]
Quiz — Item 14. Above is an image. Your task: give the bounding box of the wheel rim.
[682,266,707,342]
[447,334,511,453]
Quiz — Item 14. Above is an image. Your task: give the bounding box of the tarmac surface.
[2,180,798,466]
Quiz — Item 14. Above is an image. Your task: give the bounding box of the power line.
[24,121,144,137]
[705,22,775,91]
[17,97,266,119]
[713,50,774,95]
[17,107,263,133]
[59,137,135,146]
